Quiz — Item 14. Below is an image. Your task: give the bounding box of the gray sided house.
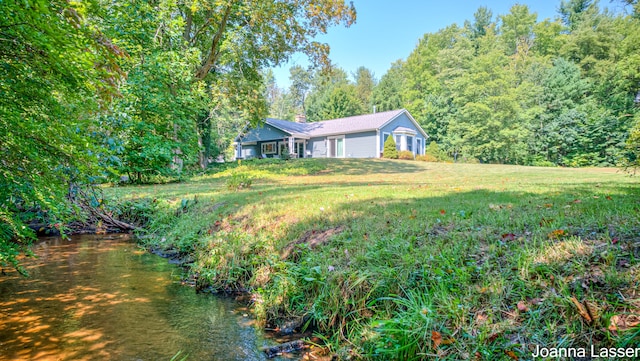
[235,109,428,159]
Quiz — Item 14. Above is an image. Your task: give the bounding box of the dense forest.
[270,0,640,167]
[1,0,639,268]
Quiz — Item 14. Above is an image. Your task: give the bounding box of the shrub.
[398,150,415,160]
[226,172,253,191]
[383,136,398,159]
[416,154,438,162]
[425,141,452,162]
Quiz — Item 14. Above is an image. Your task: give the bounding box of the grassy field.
[107,159,640,360]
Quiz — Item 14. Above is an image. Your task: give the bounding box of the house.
[234,109,428,159]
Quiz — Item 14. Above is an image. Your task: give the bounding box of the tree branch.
[194,2,234,81]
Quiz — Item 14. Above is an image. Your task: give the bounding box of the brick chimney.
[295,114,307,123]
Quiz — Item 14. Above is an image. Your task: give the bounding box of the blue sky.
[270,0,584,87]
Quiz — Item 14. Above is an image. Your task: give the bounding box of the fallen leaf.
[431,330,442,348]
[584,300,600,322]
[487,333,500,343]
[517,301,529,312]
[606,196,612,200]
[505,349,519,360]
[608,314,640,332]
[502,233,517,241]
[570,297,592,323]
[439,209,446,215]
[572,199,582,204]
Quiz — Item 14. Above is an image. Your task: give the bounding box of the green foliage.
[362,4,640,167]
[306,68,366,122]
[226,172,254,191]
[383,136,399,159]
[371,61,405,113]
[0,0,122,268]
[425,141,451,162]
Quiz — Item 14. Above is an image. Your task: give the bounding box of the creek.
[0,234,294,361]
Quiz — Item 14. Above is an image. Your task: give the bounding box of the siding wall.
[241,124,288,142]
[309,137,327,158]
[345,131,377,158]
[379,113,426,155]
[241,145,258,159]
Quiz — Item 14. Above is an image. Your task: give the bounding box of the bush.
[398,151,415,160]
[226,172,253,191]
[383,136,398,159]
[416,154,438,162]
[425,141,452,162]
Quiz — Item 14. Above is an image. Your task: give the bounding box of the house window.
[416,138,422,155]
[407,136,413,152]
[395,135,402,150]
[261,142,276,154]
[279,142,289,155]
[383,132,391,145]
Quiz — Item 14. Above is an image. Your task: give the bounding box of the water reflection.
[0,235,279,361]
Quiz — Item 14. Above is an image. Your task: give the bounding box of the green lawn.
[107,159,640,360]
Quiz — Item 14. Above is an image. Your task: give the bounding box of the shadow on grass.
[190,180,640,358]
[313,158,427,175]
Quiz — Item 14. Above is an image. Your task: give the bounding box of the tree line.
[269,0,640,167]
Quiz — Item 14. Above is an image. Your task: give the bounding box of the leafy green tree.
[449,27,529,164]
[289,65,313,115]
[559,0,595,30]
[306,67,365,121]
[265,70,295,120]
[1,0,123,269]
[499,4,538,55]
[371,60,405,112]
[464,7,494,41]
[353,66,377,112]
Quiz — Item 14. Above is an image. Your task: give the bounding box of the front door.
[336,138,344,157]
[295,141,305,158]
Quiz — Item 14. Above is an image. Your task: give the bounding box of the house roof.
[392,126,417,134]
[265,109,409,137]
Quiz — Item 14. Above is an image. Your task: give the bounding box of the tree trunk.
[198,113,212,169]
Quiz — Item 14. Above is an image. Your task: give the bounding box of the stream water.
[0,234,290,361]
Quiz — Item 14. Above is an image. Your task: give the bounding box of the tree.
[289,65,313,115]
[383,136,399,159]
[353,66,377,112]
[372,60,405,112]
[499,4,537,55]
[98,0,357,171]
[464,7,494,40]
[306,67,365,121]
[1,0,123,269]
[559,0,594,30]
